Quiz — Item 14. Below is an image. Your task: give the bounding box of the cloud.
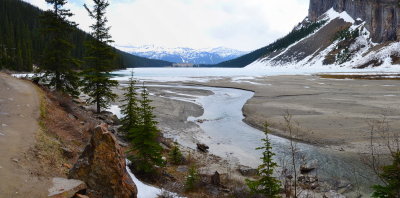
[23,0,309,51]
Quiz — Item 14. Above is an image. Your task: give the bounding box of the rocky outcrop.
[48,177,87,198]
[309,0,400,43]
[69,124,137,198]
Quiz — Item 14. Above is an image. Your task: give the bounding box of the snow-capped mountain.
[117,45,247,65]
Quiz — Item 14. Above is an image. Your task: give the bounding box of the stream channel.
[115,84,379,196]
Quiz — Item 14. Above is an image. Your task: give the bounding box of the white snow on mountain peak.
[116,45,247,64]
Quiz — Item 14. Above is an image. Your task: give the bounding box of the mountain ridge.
[213,0,400,69]
[118,45,247,65]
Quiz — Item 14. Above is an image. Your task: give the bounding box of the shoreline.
[117,78,398,155]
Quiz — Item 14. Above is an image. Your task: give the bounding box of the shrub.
[168,144,184,165]
[185,165,199,191]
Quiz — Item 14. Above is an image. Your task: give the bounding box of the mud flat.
[195,75,400,153]
[112,75,400,196]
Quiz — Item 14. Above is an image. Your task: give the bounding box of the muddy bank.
[189,75,400,153]
[112,82,379,197]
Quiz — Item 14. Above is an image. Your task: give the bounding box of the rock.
[73,98,85,104]
[309,0,400,43]
[196,143,209,152]
[117,140,129,148]
[97,111,118,125]
[69,124,137,198]
[63,163,72,169]
[323,190,346,198]
[74,194,89,198]
[68,113,77,120]
[111,114,120,125]
[298,175,318,183]
[176,165,188,173]
[61,146,74,159]
[48,177,86,198]
[300,159,318,174]
[211,171,220,186]
[237,165,258,176]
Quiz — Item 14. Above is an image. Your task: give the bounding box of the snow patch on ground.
[324,8,355,23]
[126,160,184,198]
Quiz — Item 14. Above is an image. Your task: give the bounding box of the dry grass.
[33,87,69,176]
[32,86,95,177]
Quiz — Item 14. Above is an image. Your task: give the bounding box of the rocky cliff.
[309,0,400,43]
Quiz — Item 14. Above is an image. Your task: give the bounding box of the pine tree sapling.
[246,122,281,197]
[39,0,80,97]
[169,143,184,165]
[372,152,400,198]
[185,165,199,192]
[81,0,118,113]
[119,71,140,138]
[128,83,164,173]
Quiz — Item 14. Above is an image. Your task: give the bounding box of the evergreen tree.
[128,83,164,173]
[39,0,80,97]
[119,71,140,138]
[168,143,184,165]
[372,152,400,198]
[246,122,281,197]
[81,0,118,113]
[185,165,199,191]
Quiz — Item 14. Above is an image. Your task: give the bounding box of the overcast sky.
[24,0,309,51]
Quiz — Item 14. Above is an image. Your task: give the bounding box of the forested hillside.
[0,0,172,71]
[211,20,327,68]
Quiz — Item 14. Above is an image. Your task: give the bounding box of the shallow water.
[142,84,378,195]
[110,67,385,195]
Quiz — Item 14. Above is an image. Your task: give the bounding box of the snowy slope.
[117,45,247,65]
[247,8,400,70]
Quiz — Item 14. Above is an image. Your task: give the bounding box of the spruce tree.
[185,165,199,191]
[246,122,281,197]
[81,0,118,113]
[168,143,184,165]
[128,83,164,173]
[39,0,80,97]
[119,71,140,138]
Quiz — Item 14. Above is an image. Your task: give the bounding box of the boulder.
[69,124,137,198]
[323,190,346,198]
[48,177,86,198]
[196,143,209,152]
[97,111,120,125]
[237,165,258,176]
[300,159,318,174]
[176,165,188,173]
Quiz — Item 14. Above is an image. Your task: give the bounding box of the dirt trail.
[0,73,49,197]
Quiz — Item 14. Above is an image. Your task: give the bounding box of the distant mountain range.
[117,45,247,65]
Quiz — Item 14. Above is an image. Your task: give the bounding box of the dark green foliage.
[332,28,360,64]
[0,0,172,71]
[81,0,118,113]
[333,28,360,41]
[212,20,327,68]
[168,144,184,165]
[128,83,164,173]
[372,152,400,198]
[38,0,80,97]
[119,72,140,137]
[246,122,281,197]
[185,165,199,191]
